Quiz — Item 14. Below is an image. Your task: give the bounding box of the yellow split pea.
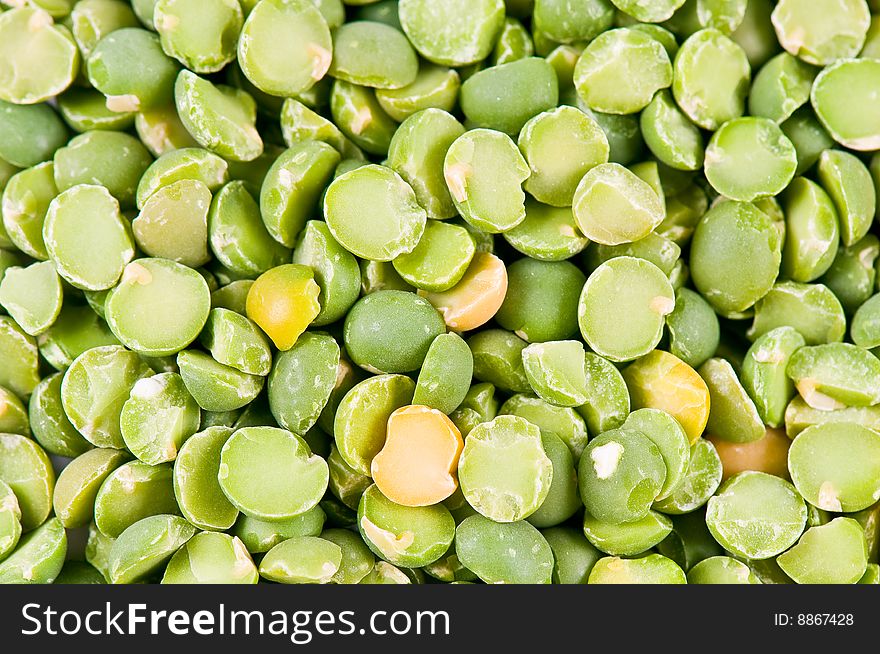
[371,405,464,507]
[246,263,320,351]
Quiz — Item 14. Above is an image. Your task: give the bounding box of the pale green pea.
[84,522,114,581]
[704,117,797,202]
[69,0,139,64]
[534,0,614,43]
[788,343,880,410]
[200,308,271,377]
[57,88,136,133]
[778,518,868,584]
[208,181,289,277]
[325,164,426,261]
[781,107,835,175]
[268,332,338,435]
[358,484,455,568]
[522,340,589,407]
[162,532,258,584]
[696,0,747,33]
[387,109,464,221]
[748,282,845,345]
[578,427,667,524]
[218,426,328,521]
[52,448,129,528]
[327,444,371,510]
[393,221,476,292]
[259,535,341,584]
[449,383,499,438]
[105,259,210,356]
[853,293,880,348]
[820,235,878,315]
[519,106,609,207]
[654,439,723,514]
[491,17,534,65]
[672,28,750,130]
[398,0,505,67]
[578,257,674,362]
[176,349,264,412]
[136,147,228,210]
[422,547,478,583]
[690,200,781,315]
[811,59,880,152]
[237,0,332,98]
[0,386,29,436]
[154,0,242,74]
[666,287,719,369]
[688,556,760,584]
[461,57,558,135]
[360,261,414,294]
[120,372,200,465]
[211,280,254,315]
[781,177,840,283]
[771,0,869,66]
[443,128,530,234]
[0,479,21,562]
[61,345,151,448]
[1,162,56,260]
[785,396,880,439]
[706,471,807,560]
[817,149,875,247]
[700,358,764,443]
[28,373,92,456]
[0,432,54,530]
[789,422,880,514]
[0,7,79,105]
[87,28,179,113]
[497,258,585,343]
[587,231,682,277]
[94,461,180,538]
[527,432,581,528]
[329,80,397,156]
[330,21,417,90]
[280,98,351,155]
[0,316,41,399]
[575,28,672,115]
[0,517,66,584]
[640,90,704,172]
[333,374,414,476]
[583,509,673,556]
[107,514,195,584]
[588,554,686,584]
[623,408,690,501]
[853,503,880,562]
[359,561,412,584]
[132,178,210,267]
[43,185,134,291]
[504,200,590,262]
[38,303,120,372]
[413,332,473,415]
[53,131,152,209]
[135,104,199,157]
[0,101,68,169]
[232,505,326,553]
[458,415,553,523]
[573,163,664,246]
[542,526,602,584]
[613,0,685,22]
[173,426,239,531]
[455,515,554,584]
[0,261,63,336]
[174,71,262,163]
[468,329,531,394]
[376,65,461,124]
[741,326,804,428]
[748,53,816,124]
[575,352,630,436]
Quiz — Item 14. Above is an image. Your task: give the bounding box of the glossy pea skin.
[690,200,782,315]
[817,149,876,247]
[533,0,614,43]
[542,525,602,584]
[0,101,68,170]
[497,258,585,343]
[741,326,804,428]
[699,358,765,444]
[413,332,473,415]
[52,448,130,529]
[640,90,704,172]
[0,432,55,531]
[666,287,720,369]
[2,161,57,260]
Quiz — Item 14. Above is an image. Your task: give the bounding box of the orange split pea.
[709,427,791,481]
[246,263,320,351]
[371,405,464,507]
[419,252,507,332]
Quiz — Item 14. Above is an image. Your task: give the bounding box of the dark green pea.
[666,287,720,368]
[583,509,673,556]
[232,505,326,554]
[656,509,724,570]
[699,358,764,443]
[748,281,845,345]
[741,326,804,428]
[542,526,602,584]
[0,517,66,585]
[654,439,723,515]
[94,461,180,538]
[820,235,878,315]
[2,161,56,260]
[468,329,531,394]
[587,231,682,277]
[781,106,835,176]
[413,332,473,415]
[455,515,554,584]
[0,100,69,169]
